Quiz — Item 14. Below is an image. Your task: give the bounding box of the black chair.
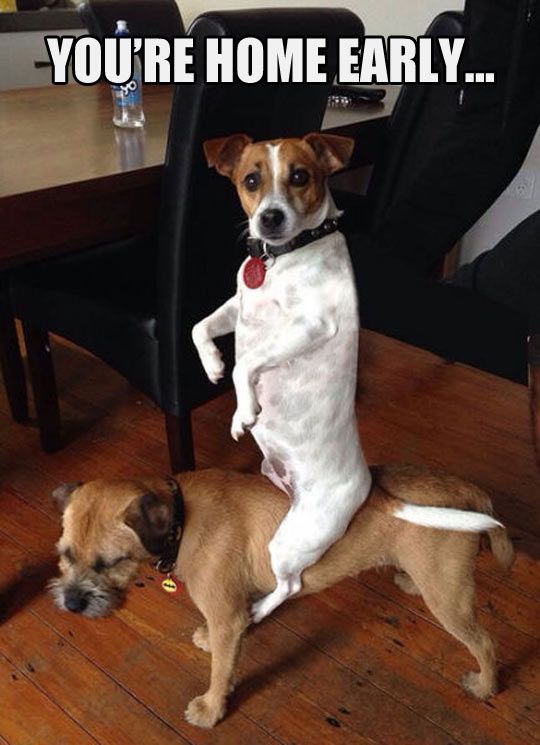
[0,283,27,424]
[9,8,364,470]
[340,0,540,384]
[79,0,185,38]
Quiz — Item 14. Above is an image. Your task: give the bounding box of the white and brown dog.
[192,133,503,623]
[50,467,513,728]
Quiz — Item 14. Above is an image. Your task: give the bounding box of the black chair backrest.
[367,0,540,274]
[79,0,185,38]
[156,8,364,413]
[367,11,464,237]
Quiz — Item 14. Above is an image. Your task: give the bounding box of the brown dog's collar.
[246,217,340,261]
[155,477,184,574]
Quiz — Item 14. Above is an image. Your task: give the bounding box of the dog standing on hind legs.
[192,132,511,623]
[192,132,373,622]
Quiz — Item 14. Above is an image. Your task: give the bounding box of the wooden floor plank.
[0,612,192,745]
[0,653,98,745]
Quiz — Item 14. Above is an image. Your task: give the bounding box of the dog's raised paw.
[185,694,225,728]
[461,671,497,700]
[203,352,225,385]
[192,626,211,653]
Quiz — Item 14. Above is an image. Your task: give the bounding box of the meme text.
[45,36,496,86]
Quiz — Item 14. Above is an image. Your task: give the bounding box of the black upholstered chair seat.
[11,236,161,400]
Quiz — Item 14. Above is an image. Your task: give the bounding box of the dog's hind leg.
[251,505,333,623]
[412,565,497,700]
[261,458,288,493]
[251,572,302,623]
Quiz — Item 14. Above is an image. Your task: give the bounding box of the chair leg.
[22,324,61,453]
[165,410,195,473]
[0,295,28,423]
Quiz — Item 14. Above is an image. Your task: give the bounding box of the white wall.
[178,0,464,37]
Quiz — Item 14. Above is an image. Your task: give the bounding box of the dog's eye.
[93,555,130,572]
[93,557,106,573]
[290,168,309,187]
[243,172,261,192]
[61,547,74,563]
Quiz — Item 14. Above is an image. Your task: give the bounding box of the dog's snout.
[260,208,285,230]
[64,588,88,613]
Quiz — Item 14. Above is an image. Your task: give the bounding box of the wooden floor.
[0,330,539,745]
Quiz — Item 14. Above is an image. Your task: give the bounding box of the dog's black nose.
[64,589,88,613]
[260,208,285,230]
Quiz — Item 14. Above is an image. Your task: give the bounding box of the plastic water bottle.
[112,20,145,128]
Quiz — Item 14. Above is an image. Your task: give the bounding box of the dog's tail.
[374,464,507,534]
[392,503,503,532]
[486,526,515,571]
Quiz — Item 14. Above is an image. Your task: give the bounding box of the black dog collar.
[155,477,184,575]
[246,217,340,260]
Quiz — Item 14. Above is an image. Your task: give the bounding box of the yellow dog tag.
[161,576,179,594]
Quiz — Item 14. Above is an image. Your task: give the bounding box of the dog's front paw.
[185,693,226,729]
[202,348,225,385]
[193,326,225,384]
[230,405,260,441]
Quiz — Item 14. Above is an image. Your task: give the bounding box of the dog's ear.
[303,133,355,174]
[51,482,83,512]
[203,134,253,178]
[125,492,172,556]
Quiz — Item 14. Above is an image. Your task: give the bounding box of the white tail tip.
[394,504,503,532]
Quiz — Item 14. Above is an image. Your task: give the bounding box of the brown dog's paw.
[185,694,225,728]
[394,572,420,595]
[461,671,497,700]
[192,626,211,653]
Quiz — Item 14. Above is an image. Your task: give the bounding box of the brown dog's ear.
[303,133,355,174]
[51,482,83,512]
[125,492,172,556]
[203,134,253,178]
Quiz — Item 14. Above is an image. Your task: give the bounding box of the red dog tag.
[243,257,266,289]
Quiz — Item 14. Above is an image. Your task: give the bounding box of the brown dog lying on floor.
[50,465,513,728]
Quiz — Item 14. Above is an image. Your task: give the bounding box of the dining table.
[0,83,399,270]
